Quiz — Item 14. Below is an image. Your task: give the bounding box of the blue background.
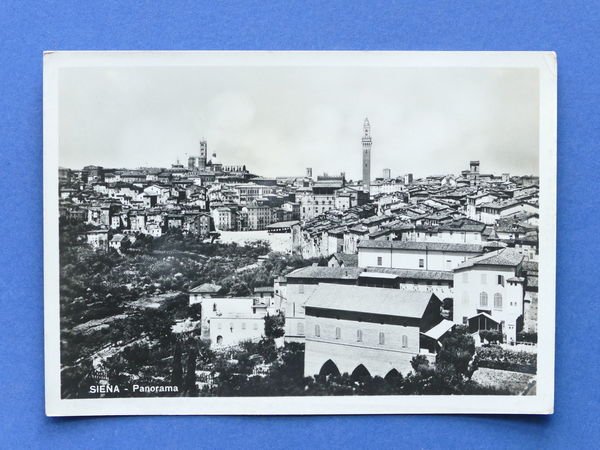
[0,1,598,448]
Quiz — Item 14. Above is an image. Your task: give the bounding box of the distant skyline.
[59,65,539,179]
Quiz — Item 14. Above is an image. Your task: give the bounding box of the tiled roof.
[305,284,438,319]
[358,240,483,253]
[522,260,539,274]
[364,267,454,281]
[266,220,299,229]
[454,248,524,271]
[286,266,364,280]
[438,218,486,233]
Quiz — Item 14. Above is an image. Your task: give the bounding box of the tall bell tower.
[362,117,372,193]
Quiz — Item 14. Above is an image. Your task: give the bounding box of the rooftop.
[358,240,483,253]
[305,284,438,319]
[364,267,454,281]
[266,220,299,229]
[438,218,486,233]
[422,319,455,340]
[286,266,364,280]
[454,248,524,271]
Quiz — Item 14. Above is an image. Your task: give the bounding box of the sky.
[58,65,539,179]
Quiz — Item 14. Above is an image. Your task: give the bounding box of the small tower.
[362,118,372,193]
[199,139,208,170]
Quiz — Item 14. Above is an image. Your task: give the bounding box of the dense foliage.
[59,222,527,398]
[474,346,537,374]
[516,331,538,344]
[479,329,503,344]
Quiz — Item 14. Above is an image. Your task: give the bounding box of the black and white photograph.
[43,51,556,415]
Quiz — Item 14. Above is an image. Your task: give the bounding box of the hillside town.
[59,119,540,397]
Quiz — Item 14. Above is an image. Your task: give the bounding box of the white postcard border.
[44,51,556,416]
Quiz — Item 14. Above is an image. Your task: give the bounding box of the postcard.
[44,51,556,415]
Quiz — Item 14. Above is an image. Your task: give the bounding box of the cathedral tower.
[362,117,372,193]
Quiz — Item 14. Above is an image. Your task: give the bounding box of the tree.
[436,325,476,382]
[410,354,433,375]
[171,341,183,390]
[183,342,198,395]
[264,312,285,340]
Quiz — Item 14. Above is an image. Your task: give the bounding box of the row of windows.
[462,273,506,286]
[314,325,408,348]
[216,321,260,331]
[479,292,504,309]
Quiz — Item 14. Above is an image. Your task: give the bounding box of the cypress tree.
[171,341,183,390]
[183,344,198,395]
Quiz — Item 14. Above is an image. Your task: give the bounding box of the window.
[462,316,468,325]
[314,324,320,337]
[481,273,487,284]
[212,303,217,312]
[377,256,383,266]
[419,258,425,268]
[335,327,341,339]
[494,293,503,309]
[379,332,385,345]
[479,292,488,308]
[299,284,304,294]
[356,329,363,342]
[402,335,408,348]
[497,275,505,286]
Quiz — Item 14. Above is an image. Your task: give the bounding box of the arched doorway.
[384,368,402,384]
[318,359,341,378]
[216,335,223,345]
[351,364,372,382]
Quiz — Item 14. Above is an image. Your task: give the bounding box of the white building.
[358,240,483,272]
[85,229,108,250]
[452,248,525,344]
[304,284,447,378]
[281,266,364,342]
[401,219,486,244]
[212,207,237,231]
[143,184,170,206]
[477,199,539,225]
[188,294,277,349]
